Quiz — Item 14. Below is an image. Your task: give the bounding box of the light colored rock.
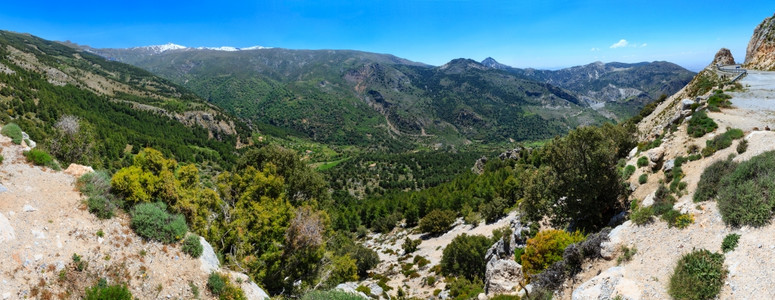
[516,284,533,298]
[227,271,270,300]
[647,146,664,170]
[31,229,45,239]
[681,99,695,110]
[34,254,43,261]
[335,282,370,299]
[600,222,629,260]
[368,282,384,297]
[478,293,488,300]
[485,258,522,295]
[627,147,638,160]
[23,205,37,212]
[199,237,220,273]
[64,164,95,178]
[0,184,8,193]
[0,212,15,243]
[2,292,9,299]
[572,266,641,300]
[641,191,656,207]
[662,159,675,174]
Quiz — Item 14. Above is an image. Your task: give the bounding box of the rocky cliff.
[712,48,736,66]
[745,13,775,70]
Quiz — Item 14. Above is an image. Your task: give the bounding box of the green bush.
[419,209,456,235]
[84,278,132,300]
[721,233,740,253]
[630,205,654,225]
[622,165,636,179]
[637,156,649,167]
[88,195,115,219]
[402,237,421,255]
[479,197,508,223]
[130,202,188,243]
[78,171,112,197]
[24,149,60,170]
[521,229,585,276]
[668,249,726,300]
[355,285,371,295]
[702,128,744,157]
[638,174,648,184]
[182,234,203,258]
[707,91,732,110]
[687,111,718,138]
[301,290,368,300]
[208,272,247,300]
[1,123,22,144]
[447,277,484,300]
[441,234,492,280]
[737,139,748,154]
[617,245,637,265]
[717,151,775,227]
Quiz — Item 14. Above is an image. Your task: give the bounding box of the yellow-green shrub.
[521,229,585,276]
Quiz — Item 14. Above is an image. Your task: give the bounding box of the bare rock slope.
[745,13,775,70]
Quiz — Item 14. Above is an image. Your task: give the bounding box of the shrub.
[479,197,508,223]
[441,234,492,280]
[637,156,649,167]
[521,229,585,276]
[24,149,59,170]
[182,234,203,258]
[687,111,718,138]
[707,92,732,110]
[737,139,748,154]
[722,233,740,253]
[402,237,421,255]
[130,202,188,244]
[716,151,775,227]
[301,290,369,300]
[694,159,737,202]
[78,171,112,197]
[447,277,483,300]
[630,205,653,225]
[372,212,402,233]
[617,245,637,265]
[208,272,247,300]
[638,174,647,184]
[1,123,22,144]
[668,249,726,300]
[703,128,745,157]
[530,260,566,290]
[355,285,371,295]
[622,165,636,180]
[84,278,132,300]
[88,196,115,219]
[419,209,456,235]
[662,209,694,228]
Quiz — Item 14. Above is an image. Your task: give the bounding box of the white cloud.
[610,39,629,48]
[640,43,648,47]
[590,47,600,52]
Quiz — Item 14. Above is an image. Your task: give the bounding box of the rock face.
[484,218,529,295]
[745,13,775,70]
[712,48,736,66]
[227,271,270,300]
[199,237,220,273]
[600,221,630,260]
[64,164,95,178]
[472,156,488,174]
[571,266,641,300]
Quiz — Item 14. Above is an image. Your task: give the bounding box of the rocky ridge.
[745,13,775,70]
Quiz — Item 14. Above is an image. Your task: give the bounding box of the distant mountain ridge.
[79,44,693,148]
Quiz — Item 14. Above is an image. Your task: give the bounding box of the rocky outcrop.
[712,48,736,66]
[600,222,630,260]
[64,164,94,178]
[571,266,641,300]
[472,156,488,174]
[484,218,529,295]
[745,13,775,70]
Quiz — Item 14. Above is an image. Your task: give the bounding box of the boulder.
[600,222,629,260]
[647,146,664,170]
[64,164,95,178]
[199,237,220,273]
[485,258,522,295]
[367,282,384,297]
[0,212,15,243]
[23,205,37,212]
[662,159,675,174]
[627,147,638,160]
[571,266,641,300]
[335,282,370,299]
[681,99,695,110]
[640,191,656,207]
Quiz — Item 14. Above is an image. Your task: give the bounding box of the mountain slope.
[481,59,695,119]
[84,46,609,147]
[0,31,249,168]
[745,12,775,70]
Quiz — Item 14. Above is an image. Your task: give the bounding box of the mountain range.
[79,44,695,148]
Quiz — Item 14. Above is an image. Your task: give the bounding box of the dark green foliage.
[638,174,648,184]
[617,245,637,265]
[687,70,720,97]
[84,278,132,300]
[668,249,726,300]
[24,149,58,170]
[130,202,188,243]
[716,151,775,227]
[630,205,654,225]
[722,234,740,253]
[637,156,649,167]
[419,209,457,235]
[694,159,737,202]
[328,233,380,279]
[72,253,86,272]
[206,272,246,299]
[182,234,203,258]
[207,272,226,295]
[237,145,329,205]
[402,237,421,255]
[1,123,22,144]
[490,295,521,300]
[441,234,492,281]
[707,91,732,111]
[78,171,121,220]
[622,165,636,179]
[301,290,368,300]
[447,276,484,300]
[737,139,748,154]
[703,128,743,158]
[687,111,717,138]
[479,197,508,223]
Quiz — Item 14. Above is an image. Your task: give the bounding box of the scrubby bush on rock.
[84,278,132,300]
[441,234,492,280]
[1,123,22,144]
[668,249,726,300]
[419,209,456,235]
[521,229,585,276]
[182,234,203,258]
[130,202,188,244]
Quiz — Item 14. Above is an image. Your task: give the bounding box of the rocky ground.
[0,134,266,299]
[561,70,775,300]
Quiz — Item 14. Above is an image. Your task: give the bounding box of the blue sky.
[2,1,774,71]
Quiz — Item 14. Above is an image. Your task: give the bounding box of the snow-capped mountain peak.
[134,43,187,54]
[133,43,271,54]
